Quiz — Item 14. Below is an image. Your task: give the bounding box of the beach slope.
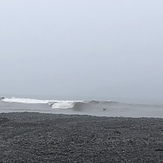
[0,112,163,162]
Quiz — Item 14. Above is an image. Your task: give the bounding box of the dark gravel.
[0,112,163,162]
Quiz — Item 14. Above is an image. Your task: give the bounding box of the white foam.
[2,97,49,104]
[2,97,82,109]
[51,101,75,109]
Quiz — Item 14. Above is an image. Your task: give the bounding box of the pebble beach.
[1,112,163,162]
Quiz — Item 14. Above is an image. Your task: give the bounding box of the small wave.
[72,102,89,111]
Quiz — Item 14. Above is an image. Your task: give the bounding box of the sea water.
[1,97,163,118]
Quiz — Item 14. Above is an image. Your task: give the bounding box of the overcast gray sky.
[0,0,163,103]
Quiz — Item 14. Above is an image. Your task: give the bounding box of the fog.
[0,0,163,104]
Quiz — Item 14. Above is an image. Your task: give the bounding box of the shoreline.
[1,112,163,162]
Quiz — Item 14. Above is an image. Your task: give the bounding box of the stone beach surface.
[0,112,163,162]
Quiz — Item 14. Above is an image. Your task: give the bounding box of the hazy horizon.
[0,0,163,104]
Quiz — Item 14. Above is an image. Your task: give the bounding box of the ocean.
[1,97,163,118]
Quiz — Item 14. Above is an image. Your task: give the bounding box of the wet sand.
[0,112,163,162]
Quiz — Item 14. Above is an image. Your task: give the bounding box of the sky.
[0,0,163,103]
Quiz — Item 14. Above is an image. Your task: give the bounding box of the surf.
[1,97,163,118]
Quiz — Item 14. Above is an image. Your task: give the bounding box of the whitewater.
[1,97,163,118]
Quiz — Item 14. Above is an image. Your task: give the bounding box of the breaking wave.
[1,97,163,118]
[2,97,49,104]
[1,97,84,109]
[1,97,120,110]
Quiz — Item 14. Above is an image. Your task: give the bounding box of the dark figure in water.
[103,108,106,111]
[0,97,4,100]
